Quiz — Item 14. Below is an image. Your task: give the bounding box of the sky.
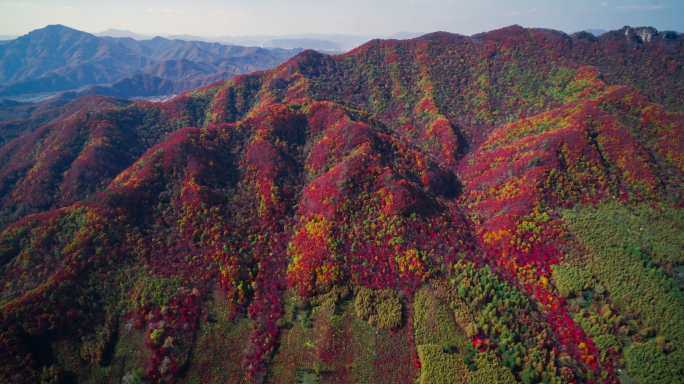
[0,0,682,37]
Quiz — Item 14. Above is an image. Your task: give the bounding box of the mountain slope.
[0,25,300,98]
[0,26,682,384]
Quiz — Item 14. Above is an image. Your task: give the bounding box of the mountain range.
[95,29,400,53]
[0,25,301,99]
[0,25,683,384]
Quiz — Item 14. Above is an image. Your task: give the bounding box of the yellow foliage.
[395,248,428,278]
[483,229,511,245]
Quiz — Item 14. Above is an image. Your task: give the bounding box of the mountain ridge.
[0,25,301,99]
[0,25,682,384]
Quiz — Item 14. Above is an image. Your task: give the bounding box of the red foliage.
[1,25,683,384]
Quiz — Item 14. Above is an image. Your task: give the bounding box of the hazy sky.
[0,0,682,37]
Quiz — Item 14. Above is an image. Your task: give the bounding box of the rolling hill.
[0,25,683,384]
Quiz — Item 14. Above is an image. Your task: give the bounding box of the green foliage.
[574,309,611,341]
[99,321,148,384]
[129,270,182,310]
[270,290,417,383]
[353,287,402,329]
[413,286,473,383]
[551,264,594,298]
[374,294,402,329]
[565,201,684,267]
[563,201,684,382]
[295,369,320,384]
[353,286,373,320]
[413,287,463,348]
[593,334,621,360]
[413,286,518,384]
[449,261,562,380]
[544,67,576,101]
[416,344,468,384]
[184,292,251,383]
[59,207,90,233]
[310,285,350,313]
[469,352,517,384]
[121,369,144,384]
[624,340,682,383]
[1,206,99,303]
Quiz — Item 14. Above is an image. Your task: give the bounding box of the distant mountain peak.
[19,24,94,43]
[29,24,87,35]
[42,24,73,30]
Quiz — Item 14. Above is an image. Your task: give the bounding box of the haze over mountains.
[0,25,301,100]
[97,28,376,53]
[94,28,615,52]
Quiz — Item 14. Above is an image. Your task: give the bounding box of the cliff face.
[0,26,683,384]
